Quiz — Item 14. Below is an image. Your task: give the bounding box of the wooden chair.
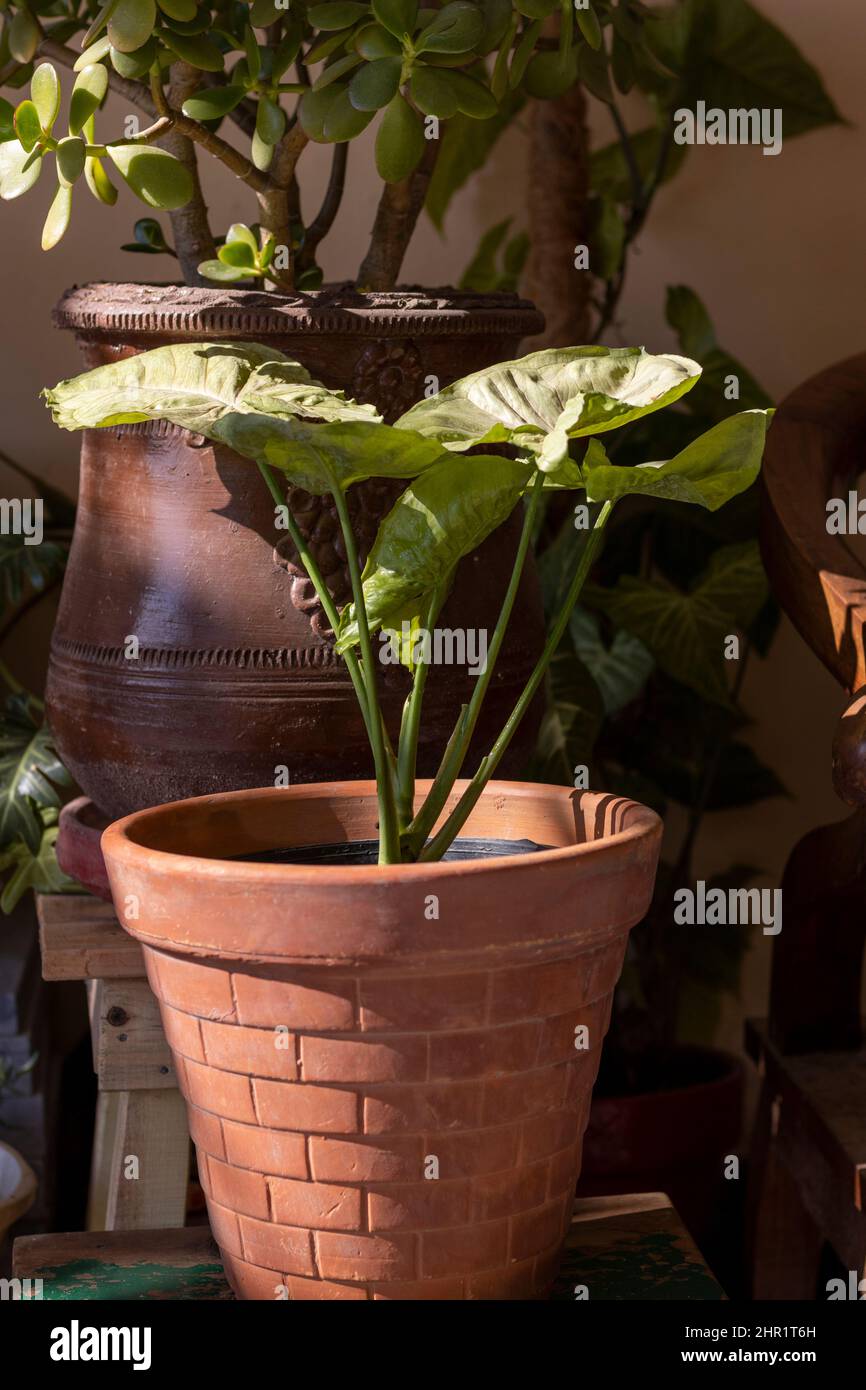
[747,353,866,1298]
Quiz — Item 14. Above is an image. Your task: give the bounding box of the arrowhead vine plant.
[0,0,659,288]
[45,341,772,863]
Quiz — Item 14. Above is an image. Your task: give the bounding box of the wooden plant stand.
[13,1192,723,1300]
[37,893,189,1232]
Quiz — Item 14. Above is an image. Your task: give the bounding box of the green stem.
[330,485,400,865]
[421,500,614,862]
[256,461,370,733]
[395,575,453,831]
[406,472,545,858]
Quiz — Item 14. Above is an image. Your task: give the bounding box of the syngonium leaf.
[0,807,79,913]
[580,410,774,511]
[43,342,380,436]
[569,607,654,715]
[395,347,702,458]
[335,453,530,651]
[594,539,768,707]
[0,535,67,607]
[0,698,74,855]
[212,414,450,496]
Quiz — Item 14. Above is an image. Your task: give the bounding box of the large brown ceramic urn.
[47,284,546,818]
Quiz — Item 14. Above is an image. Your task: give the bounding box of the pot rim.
[53,282,546,340]
[101,778,662,889]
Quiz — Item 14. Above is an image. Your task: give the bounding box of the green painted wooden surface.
[551,1229,724,1301]
[17,1199,723,1301]
[29,1257,232,1301]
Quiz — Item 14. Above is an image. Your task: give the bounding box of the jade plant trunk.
[46,283,545,819]
[101,780,662,1300]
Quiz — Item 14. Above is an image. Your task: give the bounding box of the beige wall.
[1,0,862,1046]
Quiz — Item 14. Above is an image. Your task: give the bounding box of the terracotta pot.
[46,284,546,819]
[0,1140,37,1243]
[101,779,662,1300]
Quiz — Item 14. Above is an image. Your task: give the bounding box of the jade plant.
[44,341,772,862]
[0,0,661,288]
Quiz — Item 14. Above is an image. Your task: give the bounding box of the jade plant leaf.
[396,347,702,452]
[31,64,61,133]
[212,414,447,495]
[335,453,529,650]
[372,0,419,39]
[108,0,157,54]
[415,2,484,54]
[580,410,774,511]
[69,64,110,136]
[0,140,42,200]
[106,145,194,209]
[43,341,382,439]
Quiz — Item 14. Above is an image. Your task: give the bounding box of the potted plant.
[0,0,559,817]
[44,337,771,1298]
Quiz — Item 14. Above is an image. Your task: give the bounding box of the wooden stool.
[37,893,189,1232]
[12,1192,723,1300]
[748,353,866,1298]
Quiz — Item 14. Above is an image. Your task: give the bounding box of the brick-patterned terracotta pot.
[47,283,545,819]
[101,780,662,1300]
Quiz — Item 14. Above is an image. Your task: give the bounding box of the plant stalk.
[256,462,370,735]
[420,499,614,861]
[406,472,545,857]
[330,486,400,864]
[394,575,453,831]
